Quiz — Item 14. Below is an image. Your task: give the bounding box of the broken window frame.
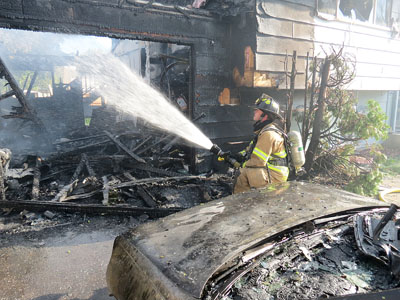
[317,0,394,28]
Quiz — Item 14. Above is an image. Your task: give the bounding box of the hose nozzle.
[210,144,224,156]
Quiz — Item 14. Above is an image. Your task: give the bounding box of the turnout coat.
[234,122,289,194]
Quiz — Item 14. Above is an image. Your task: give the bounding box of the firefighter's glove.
[232,153,246,164]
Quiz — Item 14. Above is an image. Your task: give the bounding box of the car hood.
[106,181,386,299]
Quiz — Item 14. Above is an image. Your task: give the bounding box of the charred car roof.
[106,181,387,300]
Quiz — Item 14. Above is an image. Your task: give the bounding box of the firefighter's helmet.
[254,94,282,119]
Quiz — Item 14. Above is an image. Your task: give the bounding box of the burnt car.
[106,181,400,300]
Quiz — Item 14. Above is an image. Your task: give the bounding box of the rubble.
[210,211,400,300]
[0,126,232,218]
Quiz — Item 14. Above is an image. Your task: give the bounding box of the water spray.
[75,55,214,151]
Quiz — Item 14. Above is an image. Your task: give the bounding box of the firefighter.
[233,94,289,194]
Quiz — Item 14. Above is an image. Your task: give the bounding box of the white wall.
[291,90,391,143]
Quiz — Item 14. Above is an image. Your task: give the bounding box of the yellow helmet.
[254,93,282,119]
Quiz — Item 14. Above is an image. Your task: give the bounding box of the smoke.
[0,28,65,56]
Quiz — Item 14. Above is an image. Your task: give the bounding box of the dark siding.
[0,0,235,171]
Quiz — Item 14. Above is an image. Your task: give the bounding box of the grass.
[381,156,400,175]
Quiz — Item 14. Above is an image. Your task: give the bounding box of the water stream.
[75,54,213,150]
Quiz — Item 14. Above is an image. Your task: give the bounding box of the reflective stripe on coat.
[234,124,288,194]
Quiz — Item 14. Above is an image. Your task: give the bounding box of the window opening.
[338,0,373,22]
[318,0,393,27]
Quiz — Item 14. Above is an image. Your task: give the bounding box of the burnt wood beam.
[0,57,48,132]
[25,71,38,99]
[31,156,41,200]
[0,90,15,101]
[0,162,5,201]
[102,175,109,205]
[0,57,34,117]
[131,164,182,177]
[111,175,204,189]
[71,155,86,182]
[136,186,157,208]
[0,0,225,44]
[0,199,182,218]
[52,179,78,202]
[104,131,145,163]
[82,153,96,177]
[131,136,152,152]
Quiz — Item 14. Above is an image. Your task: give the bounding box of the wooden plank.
[82,153,96,177]
[111,175,205,189]
[256,35,314,57]
[256,11,400,54]
[354,47,400,67]
[102,176,109,206]
[104,131,145,163]
[255,53,306,73]
[71,155,85,182]
[257,32,400,73]
[0,162,5,201]
[257,16,293,37]
[0,199,182,218]
[257,0,393,39]
[63,190,99,202]
[31,157,41,200]
[136,187,157,208]
[349,76,400,91]
[0,90,15,101]
[312,43,400,74]
[313,16,394,39]
[256,16,315,41]
[355,62,400,79]
[52,179,78,202]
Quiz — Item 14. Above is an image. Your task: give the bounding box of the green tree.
[295,51,390,196]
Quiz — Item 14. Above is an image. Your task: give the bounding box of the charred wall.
[0,0,237,171]
[196,12,258,158]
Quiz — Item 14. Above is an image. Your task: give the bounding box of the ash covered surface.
[0,210,138,300]
[213,218,399,300]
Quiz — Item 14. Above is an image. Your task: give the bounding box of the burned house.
[2,2,400,300]
[0,0,399,210]
[1,0,400,169]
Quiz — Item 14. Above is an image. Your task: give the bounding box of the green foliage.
[326,92,389,142]
[1,71,53,94]
[345,147,387,197]
[299,54,390,197]
[345,168,384,196]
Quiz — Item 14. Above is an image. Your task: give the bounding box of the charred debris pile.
[0,55,231,221]
[0,124,232,220]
